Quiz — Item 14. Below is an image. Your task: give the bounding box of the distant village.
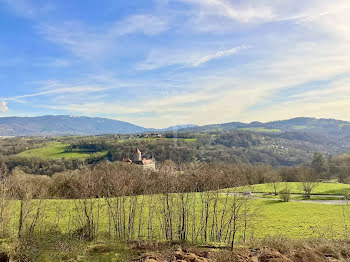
[114,132,163,140]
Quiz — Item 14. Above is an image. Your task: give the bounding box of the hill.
[0,115,146,136]
[182,117,350,138]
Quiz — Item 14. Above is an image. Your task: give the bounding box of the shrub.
[279,185,291,202]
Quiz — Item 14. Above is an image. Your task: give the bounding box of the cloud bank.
[0,102,9,112]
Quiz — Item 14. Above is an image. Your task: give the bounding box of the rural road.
[252,193,349,204]
[292,199,349,205]
[224,193,350,205]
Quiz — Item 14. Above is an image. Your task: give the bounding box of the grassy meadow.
[237,127,281,133]
[17,142,108,160]
[7,192,350,242]
[3,182,350,261]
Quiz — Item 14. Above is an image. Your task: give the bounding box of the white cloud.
[19,35,350,128]
[0,75,127,103]
[0,102,8,112]
[137,45,246,70]
[3,0,350,127]
[39,14,168,60]
[175,0,350,34]
[176,0,275,23]
[110,15,168,36]
[3,86,107,102]
[241,98,350,125]
[123,38,350,126]
[39,22,111,59]
[192,46,247,66]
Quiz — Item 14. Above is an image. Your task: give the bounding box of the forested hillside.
[182,117,350,139]
[0,125,349,176]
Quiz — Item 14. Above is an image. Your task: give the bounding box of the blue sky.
[1,0,350,128]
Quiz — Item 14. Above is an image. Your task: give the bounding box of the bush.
[279,185,291,202]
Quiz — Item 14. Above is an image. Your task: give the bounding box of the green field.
[237,127,281,133]
[8,192,350,244]
[231,182,350,196]
[293,125,307,130]
[3,190,350,262]
[17,142,108,160]
[5,180,350,256]
[249,199,345,238]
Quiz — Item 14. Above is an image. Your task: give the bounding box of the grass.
[231,182,350,196]
[0,235,135,262]
[3,191,350,261]
[293,125,307,130]
[17,142,108,160]
[4,182,350,260]
[7,193,350,242]
[250,199,345,238]
[237,127,281,133]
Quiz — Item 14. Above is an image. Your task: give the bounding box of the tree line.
[1,152,348,199]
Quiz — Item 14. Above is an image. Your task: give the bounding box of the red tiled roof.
[142,158,154,165]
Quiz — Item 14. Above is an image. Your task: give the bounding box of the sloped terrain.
[0,115,146,136]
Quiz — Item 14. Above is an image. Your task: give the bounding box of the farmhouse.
[122,148,156,171]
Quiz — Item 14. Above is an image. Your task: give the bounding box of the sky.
[0,0,350,128]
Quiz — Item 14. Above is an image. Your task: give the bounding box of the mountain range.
[0,115,199,136]
[181,117,350,138]
[0,115,349,138]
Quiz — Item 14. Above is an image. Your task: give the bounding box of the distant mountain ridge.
[180,117,350,138]
[0,115,349,137]
[0,115,146,136]
[161,124,198,131]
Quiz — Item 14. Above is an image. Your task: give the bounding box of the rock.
[182,253,198,261]
[257,247,293,262]
[250,256,259,262]
[174,251,185,260]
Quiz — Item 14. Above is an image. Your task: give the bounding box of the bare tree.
[9,169,48,238]
[267,170,282,195]
[302,182,318,199]
[71,168,100,240]
[228,193,249,250]
[0,164,11,237]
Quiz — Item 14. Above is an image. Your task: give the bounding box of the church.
[122,148,156,171]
